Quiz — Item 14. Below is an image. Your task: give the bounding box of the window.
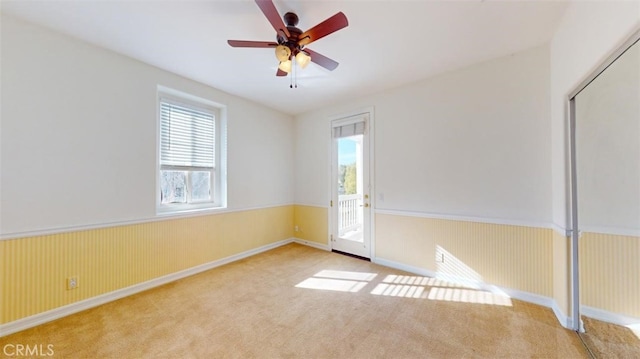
[157,88,225,213]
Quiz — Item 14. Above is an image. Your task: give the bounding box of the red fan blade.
[255,0,291,39]
[305,48,339,71]
[298,12,348,47]
[227,40,278,48]
[276,68,287,77]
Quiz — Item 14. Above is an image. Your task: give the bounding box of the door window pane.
[337,135,363,242]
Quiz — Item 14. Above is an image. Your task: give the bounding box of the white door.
[331,114,371,258]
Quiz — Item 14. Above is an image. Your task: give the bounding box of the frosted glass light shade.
[295,51,311,69]
[278,59,292,73]
[275,45,291,62]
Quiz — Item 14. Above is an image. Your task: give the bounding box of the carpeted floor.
[579,316,640,358]
[0,243,600,358]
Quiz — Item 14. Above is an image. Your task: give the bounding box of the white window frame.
[156,86,226,214]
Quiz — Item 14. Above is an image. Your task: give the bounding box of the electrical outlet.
[67,276,79,290]
[294,225,299,232]
[436,253,445,263]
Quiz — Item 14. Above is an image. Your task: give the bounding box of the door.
[570,32,640,334]
[331,113,371,258]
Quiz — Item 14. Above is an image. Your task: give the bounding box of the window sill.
[156,204,227,219]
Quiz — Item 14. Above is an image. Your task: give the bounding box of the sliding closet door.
[574,38,639,332]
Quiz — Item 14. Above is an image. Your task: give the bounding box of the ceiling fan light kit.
[295,51,311,69]
[275,45,291,62]
[278,59,292,73]
[228,0,348,87]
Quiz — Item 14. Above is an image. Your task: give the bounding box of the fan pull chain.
[290,58,298,89]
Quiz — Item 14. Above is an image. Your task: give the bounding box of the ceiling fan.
[227,0,348,78]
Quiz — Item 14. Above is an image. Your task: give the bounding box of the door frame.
[328,107,375,258]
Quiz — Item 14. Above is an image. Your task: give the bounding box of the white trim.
[328,107,374,122]
[581,305,640,328]
[569,97,581,332]
[375,208,554,230]
[0,238,294,337]
[551,301,573,329]
[293,238,331,251]
[293,202,329,209]
[0,203,295,241]
[551,222,571,237]
[579,226,640,237]
[372,256,573,330]
[291,207,577,238]
[157,85,226,109]
[367,107,376,263]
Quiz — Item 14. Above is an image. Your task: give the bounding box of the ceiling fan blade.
[276,68,287,77]
[227,40,278,48]
[255,0,291,39]
[305,48,339,71]
[298,12,348,47]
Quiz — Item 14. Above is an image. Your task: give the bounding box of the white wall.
[295,45,552,224]
[549,1,640,230]
[0,14,294,236]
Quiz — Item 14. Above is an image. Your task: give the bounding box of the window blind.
[333,121,365,138]
[160,100,215,167]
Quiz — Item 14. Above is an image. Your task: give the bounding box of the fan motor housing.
[278,12,303,50]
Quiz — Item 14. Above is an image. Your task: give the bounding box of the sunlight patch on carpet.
[296,269,512,306]
[295,270,377,293]
[369,274,512,305]
[382,274,472,289]
[296,277,368,292]
[370,283,427,298]
[427,287,512,306]
[313,270,377,281]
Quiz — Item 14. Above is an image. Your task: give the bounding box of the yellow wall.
[5,204,636,327]
[293,205,328,246]
[375,213,554,297]
[0,205,293,324]
[552,230,570,315]
[580,232,640,318]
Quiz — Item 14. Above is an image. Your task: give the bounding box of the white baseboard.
[293,238,330,251]
[0,238,294,337]
[551,301,573,329]
[372,256,572,330]
[581,305,640,327]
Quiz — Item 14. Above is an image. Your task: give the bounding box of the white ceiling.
[1,0,569,115]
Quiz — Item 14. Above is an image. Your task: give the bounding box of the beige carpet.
[1,243,590,358]
[580,316,640,358]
